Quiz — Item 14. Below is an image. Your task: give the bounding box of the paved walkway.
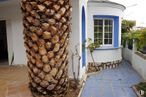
[81,61,143,97]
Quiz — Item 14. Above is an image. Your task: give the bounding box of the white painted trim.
[93,18,114,46]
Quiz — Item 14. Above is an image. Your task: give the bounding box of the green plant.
[122,20,136,33]
[128,39,133,50]
[137,82,146,96]
[122,32,133,48]
[122,33,129,48]
[136,29,146,51]
[87,38,100,71]
[122,29,146,52]
[122,19,136,33]
[87,38,100,52]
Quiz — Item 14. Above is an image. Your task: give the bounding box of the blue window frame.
[94,19,113,46]
[93,15,119,48]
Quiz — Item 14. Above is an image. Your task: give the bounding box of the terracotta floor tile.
[19,86,28,92]
[7,94,21,97]
[0,90,6,97]
[8,89,18,95]
[0,65,29,97]
[20,91,33,97]
[0,80,7,97]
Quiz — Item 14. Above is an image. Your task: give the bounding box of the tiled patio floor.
[0,61,143,97]
[81,61,144,97]
[0,65,32,97]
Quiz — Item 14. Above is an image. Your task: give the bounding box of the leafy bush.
[122,20,136,33]
[122,29,146,53]
[128,39,133,50]
[87,38,100,53]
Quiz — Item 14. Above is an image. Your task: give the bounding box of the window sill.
[95,46,122,50]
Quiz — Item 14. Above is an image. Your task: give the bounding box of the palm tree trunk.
[21,0,72,96]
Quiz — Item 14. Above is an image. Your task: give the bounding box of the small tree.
[122,19,136,33]
[122,20,136,47]
[87,38,100,71]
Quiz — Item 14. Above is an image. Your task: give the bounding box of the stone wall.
[87,60,122,73]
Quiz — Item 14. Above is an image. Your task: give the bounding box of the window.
[94,19,113,46]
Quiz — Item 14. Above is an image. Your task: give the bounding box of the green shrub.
[122,29,146,52]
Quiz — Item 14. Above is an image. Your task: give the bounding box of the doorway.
[0,20,8,65]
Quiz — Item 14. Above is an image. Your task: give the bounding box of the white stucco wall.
[69,0,80,78]
[87,2,124,62]
[6,20,13,65]
[122,46,133,63]
[69,0,87,79]
[88,49,122,62]
[123,43,146,80]
[12,17,27,65]
[0,4,27,65]
[132,53,146,80]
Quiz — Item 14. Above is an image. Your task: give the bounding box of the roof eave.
[88,1,126,10]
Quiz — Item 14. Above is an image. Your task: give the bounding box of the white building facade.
[0,0,125,79]
[87,0,125,63]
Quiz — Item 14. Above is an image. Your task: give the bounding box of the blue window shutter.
[114,17,119,48]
